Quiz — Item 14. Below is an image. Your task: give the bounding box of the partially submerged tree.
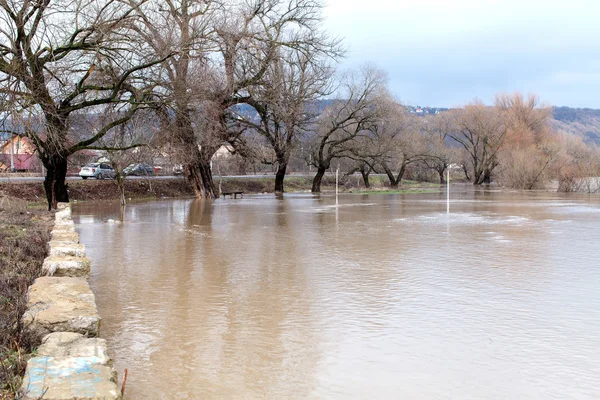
[420,112,455,184]
[307,66,387,193]
[0,0,167,208]
[553,134,600,192]
[448,101,508,185]
[495,93,558,189]
[372,109,427,188]
[132,0,341,198]
[243,50,332,192]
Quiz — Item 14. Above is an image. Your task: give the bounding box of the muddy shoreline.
[0,175,441,204]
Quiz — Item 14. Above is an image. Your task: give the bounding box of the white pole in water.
[446,168,450,214]
[335,166,339,205]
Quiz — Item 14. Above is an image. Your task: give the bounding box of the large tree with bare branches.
[129,0,341,198]
[420,112,455,184]
[449,101,508,185]
[0,0,166,209]
[241,49,332,192]
[494,92,557,189]
[307,66,387,193]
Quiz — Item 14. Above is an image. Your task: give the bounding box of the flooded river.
[73,189,600,399]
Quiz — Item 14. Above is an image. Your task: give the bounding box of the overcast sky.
[323,0,600,108]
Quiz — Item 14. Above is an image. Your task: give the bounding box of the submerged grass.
[354,188,442,195]
[0,175,444,205]
[0,195,51,399]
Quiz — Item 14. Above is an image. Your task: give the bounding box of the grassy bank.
[0,178,195,203]
[0,196,52,399]
[215,175,442,195]
[0,175,443,203]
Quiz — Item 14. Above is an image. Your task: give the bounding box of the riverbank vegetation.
[2,1,599,211]
[0,197,51,399]
[0,176,444,203]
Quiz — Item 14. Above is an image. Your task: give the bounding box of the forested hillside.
[551,107,600,144]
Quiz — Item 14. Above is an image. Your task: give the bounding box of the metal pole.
[335,166,339,206]
[446,168,450,214]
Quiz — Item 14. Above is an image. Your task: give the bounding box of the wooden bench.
[221,191,244,199]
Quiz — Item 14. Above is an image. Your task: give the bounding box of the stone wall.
[19,203,120,400]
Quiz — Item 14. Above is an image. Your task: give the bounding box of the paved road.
[0,174,319,183]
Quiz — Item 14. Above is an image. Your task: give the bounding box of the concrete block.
[55,208,72,221]
[51,231,79,243]
[48,243,87,258]
[43,256,91,278]
[20,356,119,400]
[56,202,70,210]
[52,226,76,235]
[37,332,111,364]
[54,219,75,229]
[48,240,83,252]
[23,277,100,338]
[20,333,119,399]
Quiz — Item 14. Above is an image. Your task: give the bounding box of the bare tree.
[0,0,167,209]
[448,101,508,185]
[344,158,376,188]
[420,112,455,184]
[307,66,387,193]
[495,93,557,189]
[131,0,341,198]
[374,110,426,188]
[242,49,332,192]
[553,134,600,192]
[96,109,158,205]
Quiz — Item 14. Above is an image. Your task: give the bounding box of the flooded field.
[73,188,600,399]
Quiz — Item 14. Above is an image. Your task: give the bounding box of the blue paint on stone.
[22,356,112,398]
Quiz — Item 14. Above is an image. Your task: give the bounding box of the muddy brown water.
[73,188,600,399]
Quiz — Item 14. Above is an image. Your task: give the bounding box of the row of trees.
[1,0,598,209]
[226,88,600,194]
[0,0,341,208]
[233,86,600,194]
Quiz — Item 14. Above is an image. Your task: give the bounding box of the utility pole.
[9,134,15,172]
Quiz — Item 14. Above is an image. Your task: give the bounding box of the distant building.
[0,136,42,172]
[213,144,234,159]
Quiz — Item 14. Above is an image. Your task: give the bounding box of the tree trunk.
[360,169,371,188]
[473,170,485,185]
[198,157,216,197]
[182,137,218,199]
[311,167,326,193]
[396,164,407,186]
[172,105,217,199]
[462,164,471,182]
[186,157,217,199]
[482,169,492,184]
[43,155,69,210]
[275,162,287,193]
[382,164,399,188]
[116,175,126,206]
[438,169,446,184]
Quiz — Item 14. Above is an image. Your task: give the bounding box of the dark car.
[122,163,154,176]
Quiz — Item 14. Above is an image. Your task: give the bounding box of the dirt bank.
[0,178,195,203]
[0,175,442,203]
[0,197,52,399]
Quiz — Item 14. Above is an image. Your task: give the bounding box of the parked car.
[173,164,184,175]
[79,163,116,180]
[122,163,154,177]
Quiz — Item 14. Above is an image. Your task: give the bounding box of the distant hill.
[550,107,600,145]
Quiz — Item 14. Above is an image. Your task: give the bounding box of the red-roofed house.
[0,136,42,172]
